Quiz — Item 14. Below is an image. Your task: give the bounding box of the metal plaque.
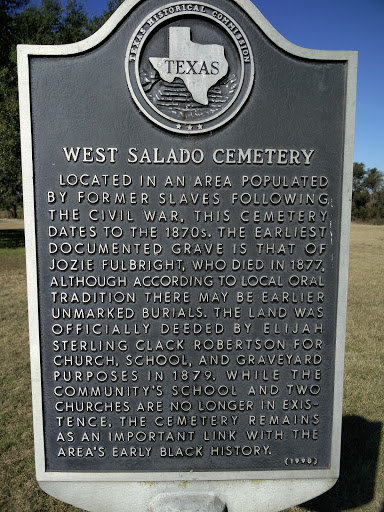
[18,0,357,510]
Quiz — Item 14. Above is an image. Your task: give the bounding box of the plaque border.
[18,0,357,484]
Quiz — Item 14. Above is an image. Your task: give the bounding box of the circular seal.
[125,2,254,134]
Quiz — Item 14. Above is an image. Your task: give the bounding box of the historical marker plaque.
[19,0,357,510]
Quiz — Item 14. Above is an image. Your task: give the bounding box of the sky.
[83,0,384,172]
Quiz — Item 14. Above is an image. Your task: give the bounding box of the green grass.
[0,224,383,512]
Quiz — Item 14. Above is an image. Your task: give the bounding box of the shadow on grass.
[303,415,382,511]
[0,230,25,249]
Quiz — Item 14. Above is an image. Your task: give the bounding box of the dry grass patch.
[0,218,24,230]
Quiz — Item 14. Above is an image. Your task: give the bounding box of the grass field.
[0,223,383,512]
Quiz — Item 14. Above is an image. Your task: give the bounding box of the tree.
[0,0,29,216]
[352,162,370,219]
[364,167,383,199]
[0,0,126,217]
[351,162,384,221]
[363,167,384,220]
[0,0,90,217]
[87,0,124,33]
[0,0,29,68]
[0,70,22,218]
[352,162,366,192]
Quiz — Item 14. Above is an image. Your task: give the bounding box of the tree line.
[1,1,383,222]
[0,0,123,218]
